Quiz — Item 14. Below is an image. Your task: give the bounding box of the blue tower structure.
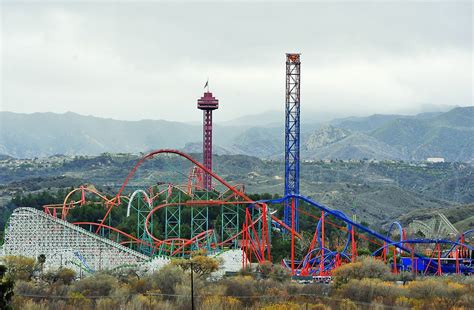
[284,53,301,232]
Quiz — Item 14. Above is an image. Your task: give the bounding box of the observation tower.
[197,89,219,189]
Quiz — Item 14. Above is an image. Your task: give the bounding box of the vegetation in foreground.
[0,255,472,310]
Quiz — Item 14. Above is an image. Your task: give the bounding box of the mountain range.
[1,106,472,162]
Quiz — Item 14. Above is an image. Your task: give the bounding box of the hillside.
[331,114,403,132]
[1,107,472,162]
[230,127,283,158]
[301,107,473,160]
[303,125,351,149]
[1,153,472,227]
[302,128,403,160]
[0,112,243,158]
[370,107,474,162]
[330,111,445,132]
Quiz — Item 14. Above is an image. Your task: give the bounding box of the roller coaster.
[3,148,472,276]
[2,54,473,276]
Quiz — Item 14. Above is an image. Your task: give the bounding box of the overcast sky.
[1,1,472,122]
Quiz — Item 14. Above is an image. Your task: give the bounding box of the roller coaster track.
[6,149,472,277]
[3,207,150,272]
[409,213,459,239]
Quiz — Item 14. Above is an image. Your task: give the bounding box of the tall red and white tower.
[197,90,219,189]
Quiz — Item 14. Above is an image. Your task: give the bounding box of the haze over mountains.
[0,106,472,162]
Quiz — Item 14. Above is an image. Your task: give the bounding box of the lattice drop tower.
[284,53,301,232]
[197,91,219,189]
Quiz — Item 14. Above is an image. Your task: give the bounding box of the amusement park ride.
[3,54,473,276]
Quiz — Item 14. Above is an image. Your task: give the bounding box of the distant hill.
[0,112,244,158]
[1,107,472,162]
[224,107,473,161]
[281,106,472,161]
[0,112,196,157]
[370,107,473,162]
[330,112,445,132]
[331,114,403,132]
[181,142,237,155]
[431,107,474,127]
[230,127,283,158]
[302,129,403,160]
[304,125,351,149]
[217,110,282,127]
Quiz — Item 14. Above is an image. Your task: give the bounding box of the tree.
[0,265,14,310]
[1,255,35,281]
[172,252,221,278]
[271,236,291,263]
[36,254,46,276]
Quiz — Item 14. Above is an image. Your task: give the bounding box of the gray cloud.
[1,1,472,122]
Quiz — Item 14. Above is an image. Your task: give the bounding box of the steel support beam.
[284,53,301,232]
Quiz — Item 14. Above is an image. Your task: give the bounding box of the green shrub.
[68,291,92,308]
[223,276,256,306]
[42,267,76,285]
[337,278,405,304]
[57,268,76,285]
[338,298,358,310]
[299,283,330,297]
[270,264,290,282]
[258,261,273,276]
[128,278,152,294]
[150,264,186,298]
[333,256,391,287]
[406,279,469,308]
[71,273,118,297]
[406,278,445,299]
[253,278,283,295]
[1,255,35,281]
[202,295,242,310]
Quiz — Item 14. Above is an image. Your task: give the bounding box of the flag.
[204,80,209,89]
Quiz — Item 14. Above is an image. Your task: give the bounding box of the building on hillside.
[426,157,445,163]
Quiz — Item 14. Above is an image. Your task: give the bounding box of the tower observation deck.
[197,91,219,189]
